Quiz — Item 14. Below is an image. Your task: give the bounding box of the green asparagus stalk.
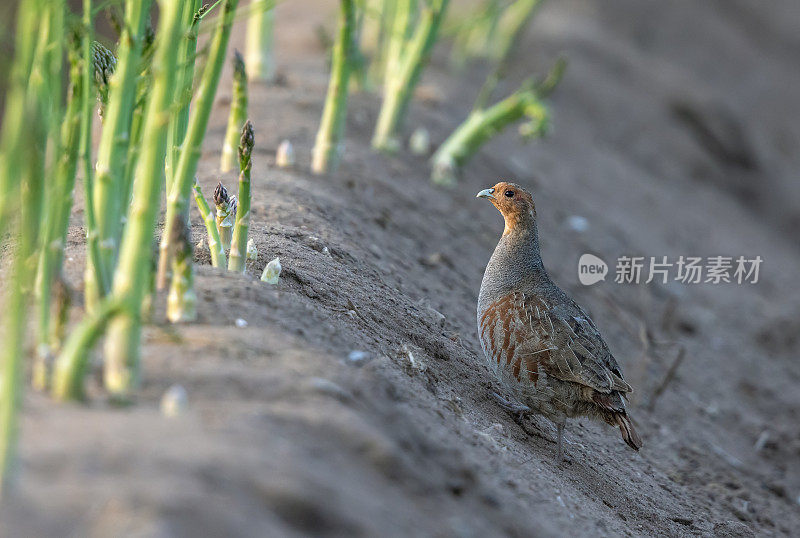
[156,0,240,291]
[0,0,40,241]
[431,58,565,186]
[166,0,203,184]
[491,0,542,64]
[220,50,248,172]
[51,298,123,401]
[228,120,254,273]
[371,0,449,152]
[99,0,184,401]
[162,1,204,325]
[214,181,237,250]
[381,0,416,91]
[81,0,112,312]
[33,34,83,389]
[192,179,227,268]
[364,0,395,88]
[121,15,159,210]
[86,0,152,313]
[166,215,197,323]
[449,0,501,68]
[0,144,43,495]
[0,0,50,486]
[311,0,356,174]
[245,0,276,82]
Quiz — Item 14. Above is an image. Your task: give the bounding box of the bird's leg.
[556,422,565,462]
[488,390,530,419]
[488,390,548,438]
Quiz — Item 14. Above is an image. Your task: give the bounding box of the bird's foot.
[488,390,547,438]
[488,390,530,417]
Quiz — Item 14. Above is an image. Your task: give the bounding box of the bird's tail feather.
[614,413,642,451]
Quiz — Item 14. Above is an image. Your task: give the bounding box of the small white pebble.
[160,384,188,418]
[322,246,331,257]
[346,350,371,366]
[428,308,446,329]
[308,377,351,401]
[235,318,248,328]
[276,139,294,167]
[409,127,430,155]
[260,257,281,284]
[566,215,589,233]
[754,430,770,452]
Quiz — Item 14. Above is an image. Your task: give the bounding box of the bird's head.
[477,182,537,236]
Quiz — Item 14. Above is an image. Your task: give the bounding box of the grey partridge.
[477,182,642,460]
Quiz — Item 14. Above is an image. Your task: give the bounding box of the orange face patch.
[486,182,536,234]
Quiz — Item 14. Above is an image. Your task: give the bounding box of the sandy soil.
[3,0,800,536]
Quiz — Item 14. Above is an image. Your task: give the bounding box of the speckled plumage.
[477,182,641,458]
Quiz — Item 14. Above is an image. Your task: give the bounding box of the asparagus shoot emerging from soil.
[372,0,449,152]
[275,139,294,168]
[214,181,237,251]
[157,0,240,291]
[166,215,197,323]
[228,120,254,273]
[193,179,227,268]
[220,50,248,172]
[430,58,565,186]
[247,238,258,261]
[245,0,276,82]
[409,127,430,155]
[311,0,356,174]
[261,257,281,284]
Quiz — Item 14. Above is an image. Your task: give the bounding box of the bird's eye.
[504,190,514,198]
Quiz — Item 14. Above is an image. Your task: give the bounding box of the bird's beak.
[476,188,495,200]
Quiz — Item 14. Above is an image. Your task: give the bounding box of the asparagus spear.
[431,58,565,186]
[275,139,294,168]
[157,0,240,291]
[86,0,152,312]
[214,181,237,251]
[372,0,449,152]
[34,33,83,388]
[166,0,202,184]
[0,0,52,494]
[166,215,197,323]
[192,178,227,268]
[245,0,276,82]
[220,50,248,172]
[228,120,254,273]
[311,0,356,174]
